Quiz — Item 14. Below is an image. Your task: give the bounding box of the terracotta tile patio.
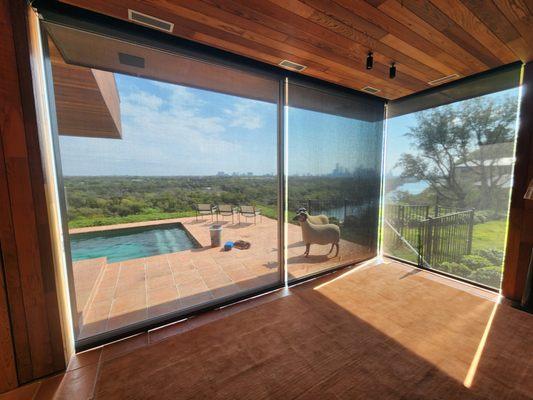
[72,216,372,339]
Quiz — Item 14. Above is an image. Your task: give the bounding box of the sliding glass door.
[285,82,384,281]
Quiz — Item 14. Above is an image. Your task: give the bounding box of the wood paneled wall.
[503,62,533,301]
[0,255,17,392]
[0,0,65,391]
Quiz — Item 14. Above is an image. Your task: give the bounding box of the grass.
[472,219,508,252]
[68,211,197,229]
[68,205,282,229]
[385,218,508,262]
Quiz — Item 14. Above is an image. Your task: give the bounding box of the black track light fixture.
[366,51,374,70]
[389,62,397,79]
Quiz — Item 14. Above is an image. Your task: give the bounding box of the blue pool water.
[70,224,200,263]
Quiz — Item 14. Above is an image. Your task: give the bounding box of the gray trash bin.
[209,224,222,247]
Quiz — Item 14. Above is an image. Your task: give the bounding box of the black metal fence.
[384,204,475,268]
[288,199,375,223]
[384,204,430,249]
[418,210,475,267]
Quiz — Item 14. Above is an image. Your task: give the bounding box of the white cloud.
[224,100,263,130]
[59,80,279,176]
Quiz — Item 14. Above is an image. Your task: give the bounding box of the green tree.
[397,94,518,210]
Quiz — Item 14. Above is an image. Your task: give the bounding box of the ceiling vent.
[118,52,145,68]
[128,9,174,33]
[428,74,460,86]
[279,60,307,72]
[362,86,380,94]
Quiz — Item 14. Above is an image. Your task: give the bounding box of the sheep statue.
[296,207,329,225]
[293,211,340,257]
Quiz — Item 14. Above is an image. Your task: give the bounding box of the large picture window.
[285,82,384,281]
[383,74,521,289]
[45,23,283,344]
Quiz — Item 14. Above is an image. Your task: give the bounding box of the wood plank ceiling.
[59,0,533,100]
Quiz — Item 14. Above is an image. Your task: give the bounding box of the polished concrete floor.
[2,259,532,399]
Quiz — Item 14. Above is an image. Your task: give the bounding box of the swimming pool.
[70,223,200,263]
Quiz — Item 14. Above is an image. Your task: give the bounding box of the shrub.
[460,255,492,270]
[474,249,504,267]
[473,210,506,224]
[438,262,456,273]
[438,262,471,278]
[469,267,502,288]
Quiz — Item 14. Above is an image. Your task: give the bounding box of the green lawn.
[68,204,282,229]
[68,210,197,229]
[385,218,508,261]
[471,219,508,252]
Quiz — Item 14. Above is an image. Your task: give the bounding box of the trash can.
[209,224,222,247]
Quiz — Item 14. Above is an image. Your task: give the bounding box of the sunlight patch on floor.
[464,301,499,388]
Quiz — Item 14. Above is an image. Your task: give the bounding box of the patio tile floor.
[73,216,371,339]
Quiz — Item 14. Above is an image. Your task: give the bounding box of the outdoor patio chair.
[238,205,262,224]
[217,204,236,223]
[195,203,217,221]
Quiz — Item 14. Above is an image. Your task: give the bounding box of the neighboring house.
[456,142,515,188]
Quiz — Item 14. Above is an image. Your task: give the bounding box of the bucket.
[209,224,223,247]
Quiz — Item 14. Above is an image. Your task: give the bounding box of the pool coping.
[69,218,196,234]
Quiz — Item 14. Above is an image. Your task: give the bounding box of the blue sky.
[59,74,519,178]
[59,73,382,177]
[60,74,278,176]
[384,87,520,176]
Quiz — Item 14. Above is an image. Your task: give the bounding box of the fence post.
[417,221,423,268]
[466,209,475,255]
[424,217,434,266]
[344,199,347,221]
[399,205,405,238]
[307,199,311,214]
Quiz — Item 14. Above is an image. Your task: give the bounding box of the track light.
[389,62,396,79]
[366,51,373,70]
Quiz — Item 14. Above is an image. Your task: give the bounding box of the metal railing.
[384,204,475,268]
[418,209,475,267]
[288,199,375,223]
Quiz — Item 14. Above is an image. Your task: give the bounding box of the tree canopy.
[396,94,518,210]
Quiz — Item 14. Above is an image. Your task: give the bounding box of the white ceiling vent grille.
[362,86,381,94]
[279,60,307,72]
[428,74,460,86]
[128,9,174,33]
